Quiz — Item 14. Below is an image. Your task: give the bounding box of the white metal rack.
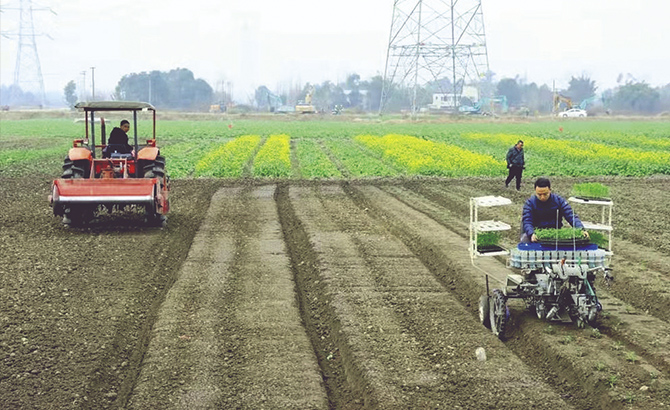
[568,196,614,255]
[469,196,513,260]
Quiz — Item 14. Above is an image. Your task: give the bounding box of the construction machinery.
[553,93,574,112]
[209,103,225,113]
[459,96,509,115]
[578,95,599,110]
[49,101,169,227]
[295,85,316,114]
[470,195,613,339]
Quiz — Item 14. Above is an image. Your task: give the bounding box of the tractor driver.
[104,119,135,157]
[520,177,590,243]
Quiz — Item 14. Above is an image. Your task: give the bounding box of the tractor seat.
[110,152,134,160]
[103,144,133,159]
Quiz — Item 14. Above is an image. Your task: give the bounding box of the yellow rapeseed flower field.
[357,134,503,176]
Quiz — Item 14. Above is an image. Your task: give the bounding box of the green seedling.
[477,232,501,248]
[625,351,638,363]
[571,182,610,199]
[559,335,575,344]
[608,374,618,388]
[594,362,607,371]
[534,227,585,241]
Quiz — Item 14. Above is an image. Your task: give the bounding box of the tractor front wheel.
[61,157,89,179]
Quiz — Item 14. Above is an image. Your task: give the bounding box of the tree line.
[52,68,670,115]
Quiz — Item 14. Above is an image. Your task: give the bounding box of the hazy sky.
[1,0,669,102]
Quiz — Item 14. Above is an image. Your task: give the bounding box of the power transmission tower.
[1,0,54,107]
[379,0,490,115]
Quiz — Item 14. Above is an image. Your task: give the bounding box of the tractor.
[49,101,169,226]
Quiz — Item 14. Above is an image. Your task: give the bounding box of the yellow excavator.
[295,85,316,114]
[553,93,573,113]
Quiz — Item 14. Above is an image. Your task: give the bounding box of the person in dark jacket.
[521,177,590,243]
[104,120,134,157]
[505,140,525,190]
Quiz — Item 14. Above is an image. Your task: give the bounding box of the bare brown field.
[1,176,669,409]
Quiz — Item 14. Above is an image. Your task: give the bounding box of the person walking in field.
[505,140,525,190]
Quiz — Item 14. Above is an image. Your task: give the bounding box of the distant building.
[429,86,479,109]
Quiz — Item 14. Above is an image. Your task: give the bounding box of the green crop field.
[1,117,668,179]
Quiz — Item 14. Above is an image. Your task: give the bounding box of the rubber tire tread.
[489,289,508,340]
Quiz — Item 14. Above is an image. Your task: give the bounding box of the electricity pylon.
[1,0,54,107]
[379,0,489,115]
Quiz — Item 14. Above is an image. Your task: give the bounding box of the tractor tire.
[142,156,166,179]
[143,172,166,227]
[479,295,491,329]
[489,289,508,340]
[61,157,89,179]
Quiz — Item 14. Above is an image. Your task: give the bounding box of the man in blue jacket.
[521,177,590,243]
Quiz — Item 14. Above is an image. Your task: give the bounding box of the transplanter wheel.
[479,295,491,329]
[535,301,547,320]
[587,306,599,327]
[489,289,509,340]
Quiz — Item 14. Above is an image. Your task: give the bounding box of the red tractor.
[49,101,169,226]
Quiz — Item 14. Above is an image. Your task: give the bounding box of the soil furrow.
[129,186,327,409]
[346,184,670,409]
[393,181,670,377]
[291,184,573,409]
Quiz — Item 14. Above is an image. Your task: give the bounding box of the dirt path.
[129,186,327,409]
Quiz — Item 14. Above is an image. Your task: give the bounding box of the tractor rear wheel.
[142,156,166,178]
[489,289,508,340]
[143,172,166,227]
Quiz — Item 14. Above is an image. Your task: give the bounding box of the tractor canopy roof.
[75,101,155,111]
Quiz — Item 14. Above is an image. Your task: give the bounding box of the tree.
[496,78,522,107]
[64,81,78,108]
[566,75,597,104]
[611,82,660,113]
[345,73,362,108]
[658,83,670,112]
[361,75,384,112]
[114,68,212,110]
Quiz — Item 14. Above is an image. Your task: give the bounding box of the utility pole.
[379,0,490,116]
[90,66,95,100]
[80,70,87,101]
[1,0,55,107]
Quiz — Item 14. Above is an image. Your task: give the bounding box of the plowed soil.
[2,176,670,409]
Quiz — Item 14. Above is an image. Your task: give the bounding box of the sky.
[1,0,669,103]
